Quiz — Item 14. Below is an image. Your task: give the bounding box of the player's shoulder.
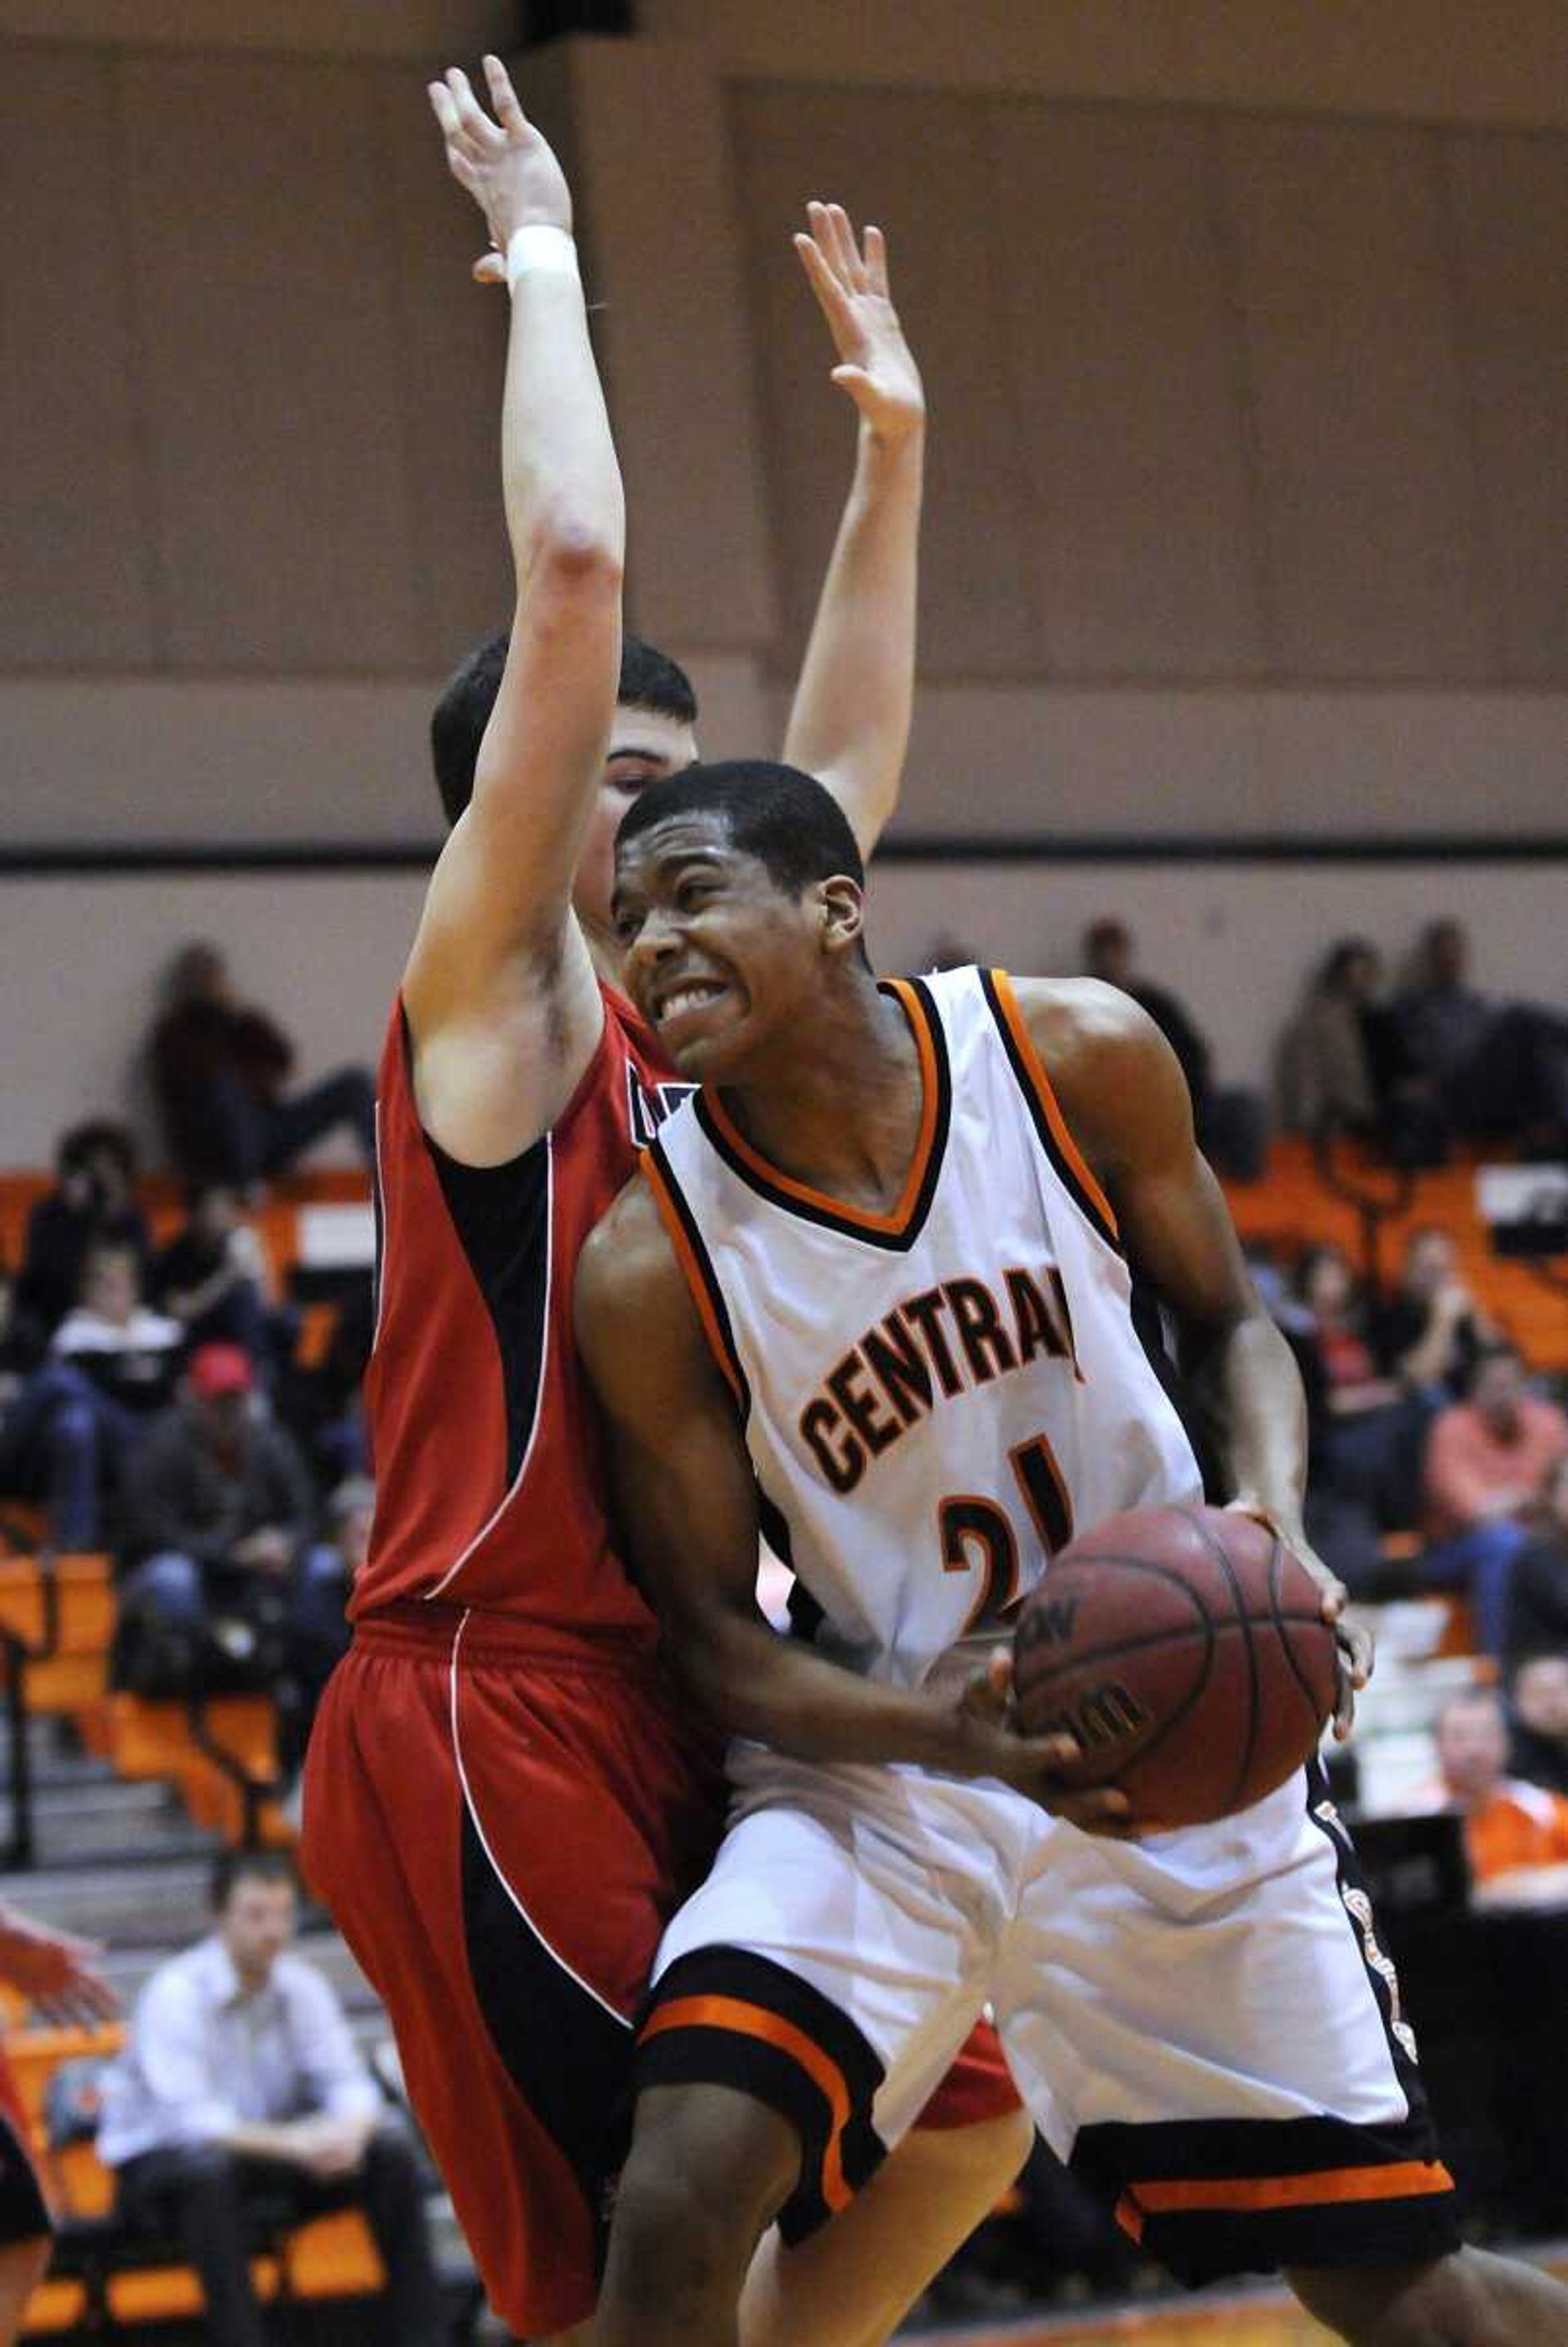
[1005,975,1166,1071]
[575,1170,681,1331]
[1004,976,1191,1168]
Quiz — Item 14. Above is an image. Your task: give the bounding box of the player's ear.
[815,875,865,960]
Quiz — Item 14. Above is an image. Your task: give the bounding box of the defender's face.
[573,707,698,943]
[613,813,824,1084]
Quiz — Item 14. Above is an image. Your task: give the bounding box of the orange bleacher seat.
[0,1555,114,1657]
[1223,1140,1568,1373]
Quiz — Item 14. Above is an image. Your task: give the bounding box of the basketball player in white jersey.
[576,761,1568,2347]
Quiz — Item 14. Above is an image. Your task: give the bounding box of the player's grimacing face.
[613,814,824,1082]
[574,707,698,941]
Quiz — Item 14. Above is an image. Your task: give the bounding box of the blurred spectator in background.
[1370,1225,1499,1402]
[114,1344,316,1696]
[150,944,376,1190]
[921,930,979,972]
[152,1182,278,1367]
[1508,1649,1568,1801]
[99,1850,443,2347]
[1424,1688,1568,1912]
[1396,919,1568,1158]
[15,1122,152,1338]
[1281,939,1443,1168]
[1283,1243,1427,1535]
[1504,1456,1568,1676]
[0,1266,45,1421]
[278,1474,371,1780]
[1080,918,1264,1177]
[1422,1345,1568,1653]
[0,1245,183,1551]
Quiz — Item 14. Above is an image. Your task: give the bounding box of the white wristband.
[505,224,580,290]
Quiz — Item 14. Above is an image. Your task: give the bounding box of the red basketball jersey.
[351,984,693,1633]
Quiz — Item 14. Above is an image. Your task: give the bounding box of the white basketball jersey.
[645,966,1203,1691]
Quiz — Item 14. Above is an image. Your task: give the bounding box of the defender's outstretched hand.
[794,201,924,448]
[428,55,572,257]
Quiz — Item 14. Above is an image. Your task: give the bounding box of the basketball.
[1012,1504,1339,1829]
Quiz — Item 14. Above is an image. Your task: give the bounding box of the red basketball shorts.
[301,1603,1019,2337]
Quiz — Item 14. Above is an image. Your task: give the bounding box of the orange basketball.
[1012,1504,1338,1829]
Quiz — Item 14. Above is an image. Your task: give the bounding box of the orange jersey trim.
[640,1151,746,1409]
[1116,2157,1454,2241]
[641,1993,855,2212]
[701,979,942,1239]
[989,970,1120,1244]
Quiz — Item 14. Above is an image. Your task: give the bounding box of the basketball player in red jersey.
[301,56,1027,2346]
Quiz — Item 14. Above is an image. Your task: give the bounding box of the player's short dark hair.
[210,1848,298,1913]
[616,760,866,905]
[429,629,698,828]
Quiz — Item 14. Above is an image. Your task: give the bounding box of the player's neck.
[718,984,924,1216]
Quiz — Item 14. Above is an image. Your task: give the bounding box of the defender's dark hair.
[616,760,866,899]
[429,630,698,828]
[210,1847,298,1912]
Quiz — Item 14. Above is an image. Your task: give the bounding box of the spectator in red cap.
[113,1344,319,1697]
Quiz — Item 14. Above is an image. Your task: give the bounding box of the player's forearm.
[500,261,625,597]
[1192,1310,1310,1540]
[675,1604,986,1777]
[782,425,924,857]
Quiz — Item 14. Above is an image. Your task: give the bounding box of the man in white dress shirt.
[99,1850,443,2346]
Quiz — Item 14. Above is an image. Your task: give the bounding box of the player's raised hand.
[793,202,924,448]
[428,56,572,262]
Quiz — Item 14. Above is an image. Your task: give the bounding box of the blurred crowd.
[0,945,378,1782]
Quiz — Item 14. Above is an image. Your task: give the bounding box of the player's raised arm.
[1013,979,1374,1728]
[404,58,623,1159]
[780,206,925,859]
[574,1176,1128,1828]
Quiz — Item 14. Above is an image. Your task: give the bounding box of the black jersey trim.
[643,1137,752,1421]
[692,979,952,1254]
[639,1947,887,2246]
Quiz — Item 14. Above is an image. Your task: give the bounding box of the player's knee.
[605,2090,798,2326]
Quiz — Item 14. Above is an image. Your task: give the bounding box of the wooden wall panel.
[0,50,156,666]
[731,82,1043,678]
[120,56,425,672]
[1219,116,1489,680]
[988,103,1263,676]
[1446,128,1568,684]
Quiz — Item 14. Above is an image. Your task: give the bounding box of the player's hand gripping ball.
[1013,1504,1339,1830]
